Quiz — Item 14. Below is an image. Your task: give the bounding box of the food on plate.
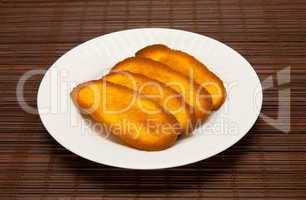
[136,44,226,110]
[72,44,226,151]
[71,80,180,151]
[103,71,195,133]
[111,57,212,121]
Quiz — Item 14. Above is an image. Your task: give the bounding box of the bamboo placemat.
[0,0,305,199]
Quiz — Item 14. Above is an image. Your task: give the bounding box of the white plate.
[37,28,262,169]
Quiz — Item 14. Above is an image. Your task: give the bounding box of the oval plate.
[38,28,262,169]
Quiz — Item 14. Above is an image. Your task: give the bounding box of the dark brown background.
[0,0,305,199]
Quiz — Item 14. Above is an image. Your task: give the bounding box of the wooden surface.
[0,0,305,199]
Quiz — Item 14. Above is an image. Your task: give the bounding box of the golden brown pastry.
[71,80,180,151]
[136,44,226,110]
[103,71,195,133]
[111,57,212,122]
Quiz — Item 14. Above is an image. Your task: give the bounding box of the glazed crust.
[103,71,196,133]
[111,57,212,121]
[136,44,226,110]
[71,80,179,151]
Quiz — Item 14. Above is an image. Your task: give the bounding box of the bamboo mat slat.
[0,0,305,199]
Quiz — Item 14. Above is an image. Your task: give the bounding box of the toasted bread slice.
[111,57,212,122]
[136,44,226,110]
[71,80,179,151]
[103,71,196,133]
